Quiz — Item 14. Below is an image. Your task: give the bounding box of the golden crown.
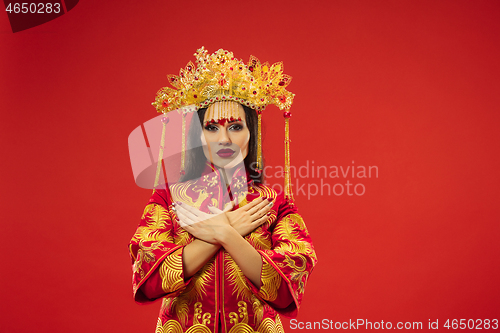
[152,47,295,113]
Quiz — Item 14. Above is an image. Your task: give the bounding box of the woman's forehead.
[204,101,246,123]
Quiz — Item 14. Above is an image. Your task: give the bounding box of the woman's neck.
[216,162,244,187]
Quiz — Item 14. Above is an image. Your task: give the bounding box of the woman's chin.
[210,156,244,169]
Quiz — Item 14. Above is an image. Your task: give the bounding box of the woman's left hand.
[173,202,232,244]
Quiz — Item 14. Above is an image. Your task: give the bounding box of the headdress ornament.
[152,46,294,114]
[152,47,296,203]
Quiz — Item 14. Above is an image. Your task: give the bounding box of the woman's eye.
[204,125,218,131]
[229,124,243,131]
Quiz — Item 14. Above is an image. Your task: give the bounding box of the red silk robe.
[129,164,317,333]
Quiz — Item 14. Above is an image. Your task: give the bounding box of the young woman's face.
[201,102,250,169]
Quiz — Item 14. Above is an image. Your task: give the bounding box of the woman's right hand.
[208,197,274,237]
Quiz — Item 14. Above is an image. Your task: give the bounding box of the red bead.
[162,100,169,107]
[283,111,292,118]
[161,116,170,124]
[193,94,197,98]
[180,170,186,176]
[279,81,285,86]
[253,91,257,95]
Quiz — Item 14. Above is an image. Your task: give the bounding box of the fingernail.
[267,198,273,201]
[208,204,213,207]
[267,212,271,216]
[262,196,267,200]
[176,201,182,205]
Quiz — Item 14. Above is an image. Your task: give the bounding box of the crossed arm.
[174,197,273,288]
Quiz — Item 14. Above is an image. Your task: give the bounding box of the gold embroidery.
[284,254,308,295]
[258,260,281,302]
[155,318,212,333]
[251,295,264,327]
[159,248,185,294]
[133,204,173,244]
[203,174,218,187]
[170,181,210,209]
[229,301,249,325]
[256,316,285,333]
[174,227,193,246]
[172,258,215,329]
[193,302,211,325]
[244,213,275,250]
[273,214,315,259]
[224,253,252,302]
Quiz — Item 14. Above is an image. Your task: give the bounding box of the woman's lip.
[216,149,235,157]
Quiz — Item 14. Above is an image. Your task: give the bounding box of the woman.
[129,48,317,333]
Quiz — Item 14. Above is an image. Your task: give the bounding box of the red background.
[1,1,499,332]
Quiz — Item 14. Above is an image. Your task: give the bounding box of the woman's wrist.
[214,224,240,246]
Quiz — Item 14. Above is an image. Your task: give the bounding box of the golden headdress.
[152,47,296,202]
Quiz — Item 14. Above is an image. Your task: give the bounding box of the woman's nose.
[218,128,231,144]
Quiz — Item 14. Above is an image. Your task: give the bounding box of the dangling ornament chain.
[180,111,187,176]
[257,111,263,172]
[154,116,169,190]
[284,110,294,203]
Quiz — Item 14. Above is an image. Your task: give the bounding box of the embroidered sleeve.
[245,195,318,318]
[129,200,190,303]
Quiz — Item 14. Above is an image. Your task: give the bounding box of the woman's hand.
[173,202,232,244]
[208,197,274,237]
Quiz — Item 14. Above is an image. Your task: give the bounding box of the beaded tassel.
[154,117,169,189]
[205,101,242,126]
[256,112,263,172]
[284,110,294,203]
[180,111,187,176]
